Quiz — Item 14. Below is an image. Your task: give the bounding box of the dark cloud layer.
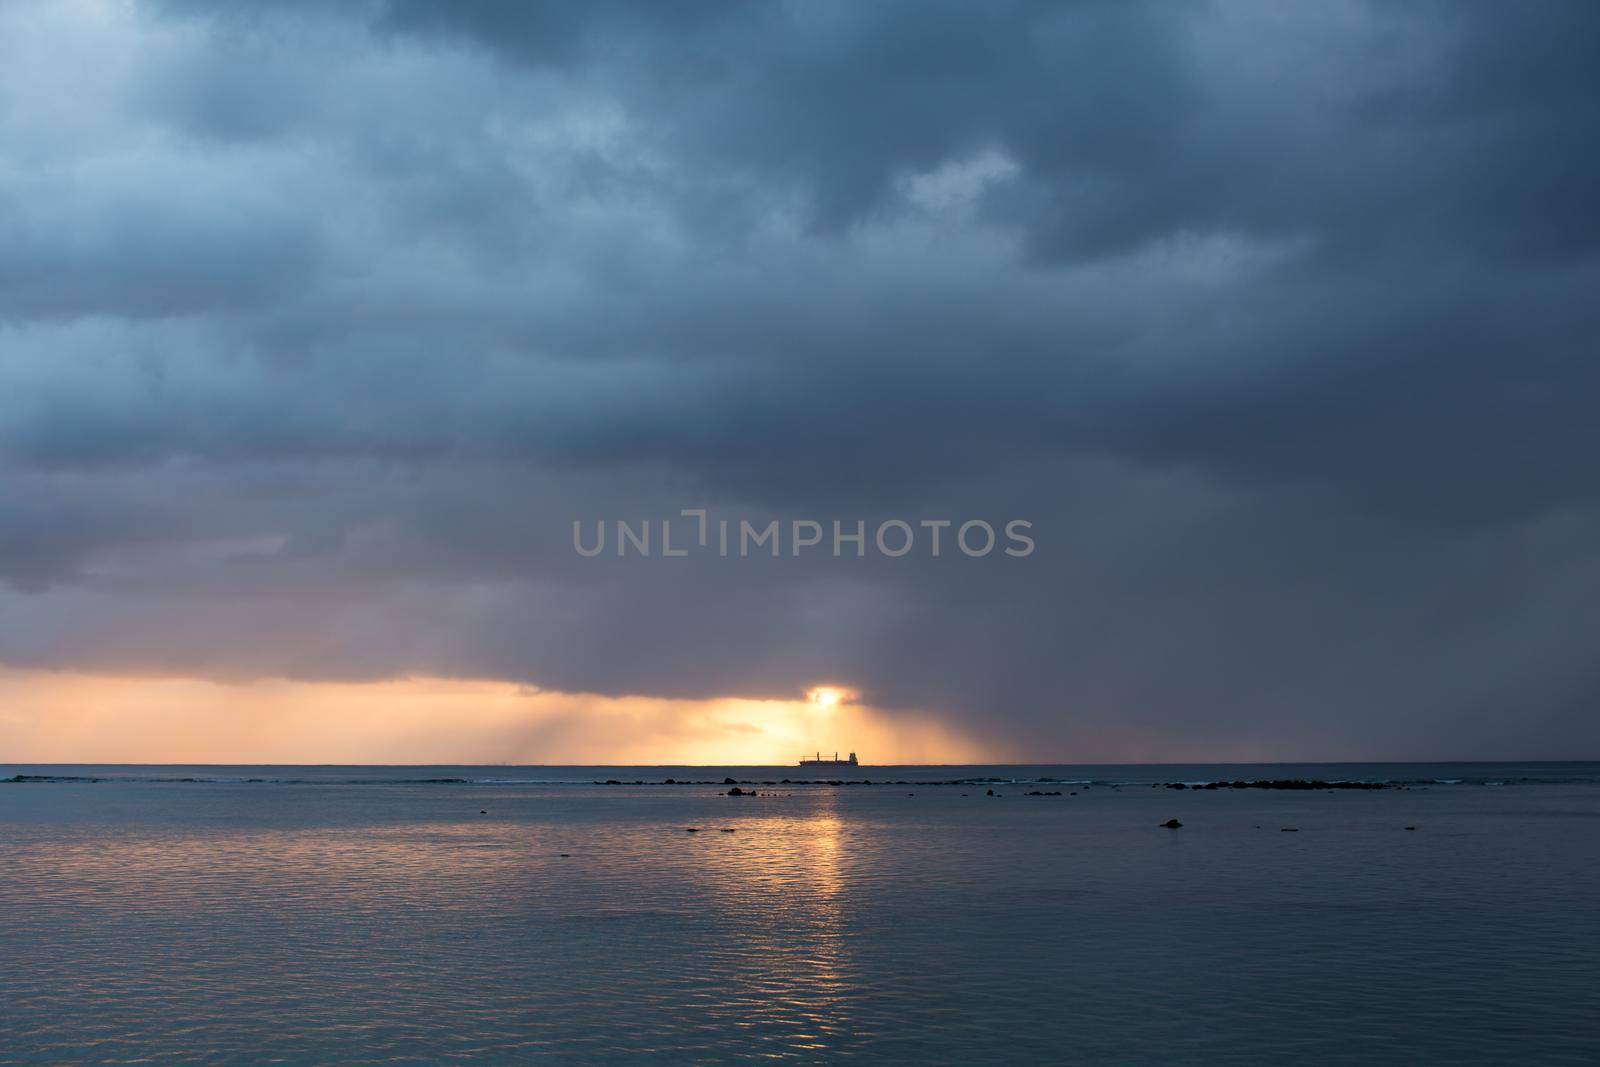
[2,0,1598,757]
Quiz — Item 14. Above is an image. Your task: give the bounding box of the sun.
[806,686,850,709]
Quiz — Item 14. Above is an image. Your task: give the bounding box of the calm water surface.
[3,763,1598,1063]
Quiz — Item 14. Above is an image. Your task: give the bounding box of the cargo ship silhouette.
[798,751,859,768]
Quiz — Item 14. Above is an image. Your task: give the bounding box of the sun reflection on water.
[683,789,857,1048]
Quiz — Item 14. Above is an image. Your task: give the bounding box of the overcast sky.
[3,0,1598,760]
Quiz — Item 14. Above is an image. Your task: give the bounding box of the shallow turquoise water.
[3,765,1598,1063]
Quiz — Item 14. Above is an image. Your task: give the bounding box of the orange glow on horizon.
[0,668,993,765]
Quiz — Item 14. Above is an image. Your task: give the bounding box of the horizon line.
[5,759,1597,768]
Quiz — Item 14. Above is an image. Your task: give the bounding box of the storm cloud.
[2,0,1598,758]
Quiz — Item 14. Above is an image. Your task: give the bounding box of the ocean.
[3,763,1598,1063]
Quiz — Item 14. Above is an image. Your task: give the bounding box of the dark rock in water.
[1280,827,1299,832]
[684,827,700,833]
[1026,790,1063,796]
[1161,819,1183,828]
[479,810,487,814]
[664,778,677,784]
[559,853,570,858]
[986,789,995,796]
[726,787,744,796]
[720,828,736,833]
[1159,778,1390,791]
[1405,826,1417,831]
[723,777,739,785]
[605,779,621,785]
